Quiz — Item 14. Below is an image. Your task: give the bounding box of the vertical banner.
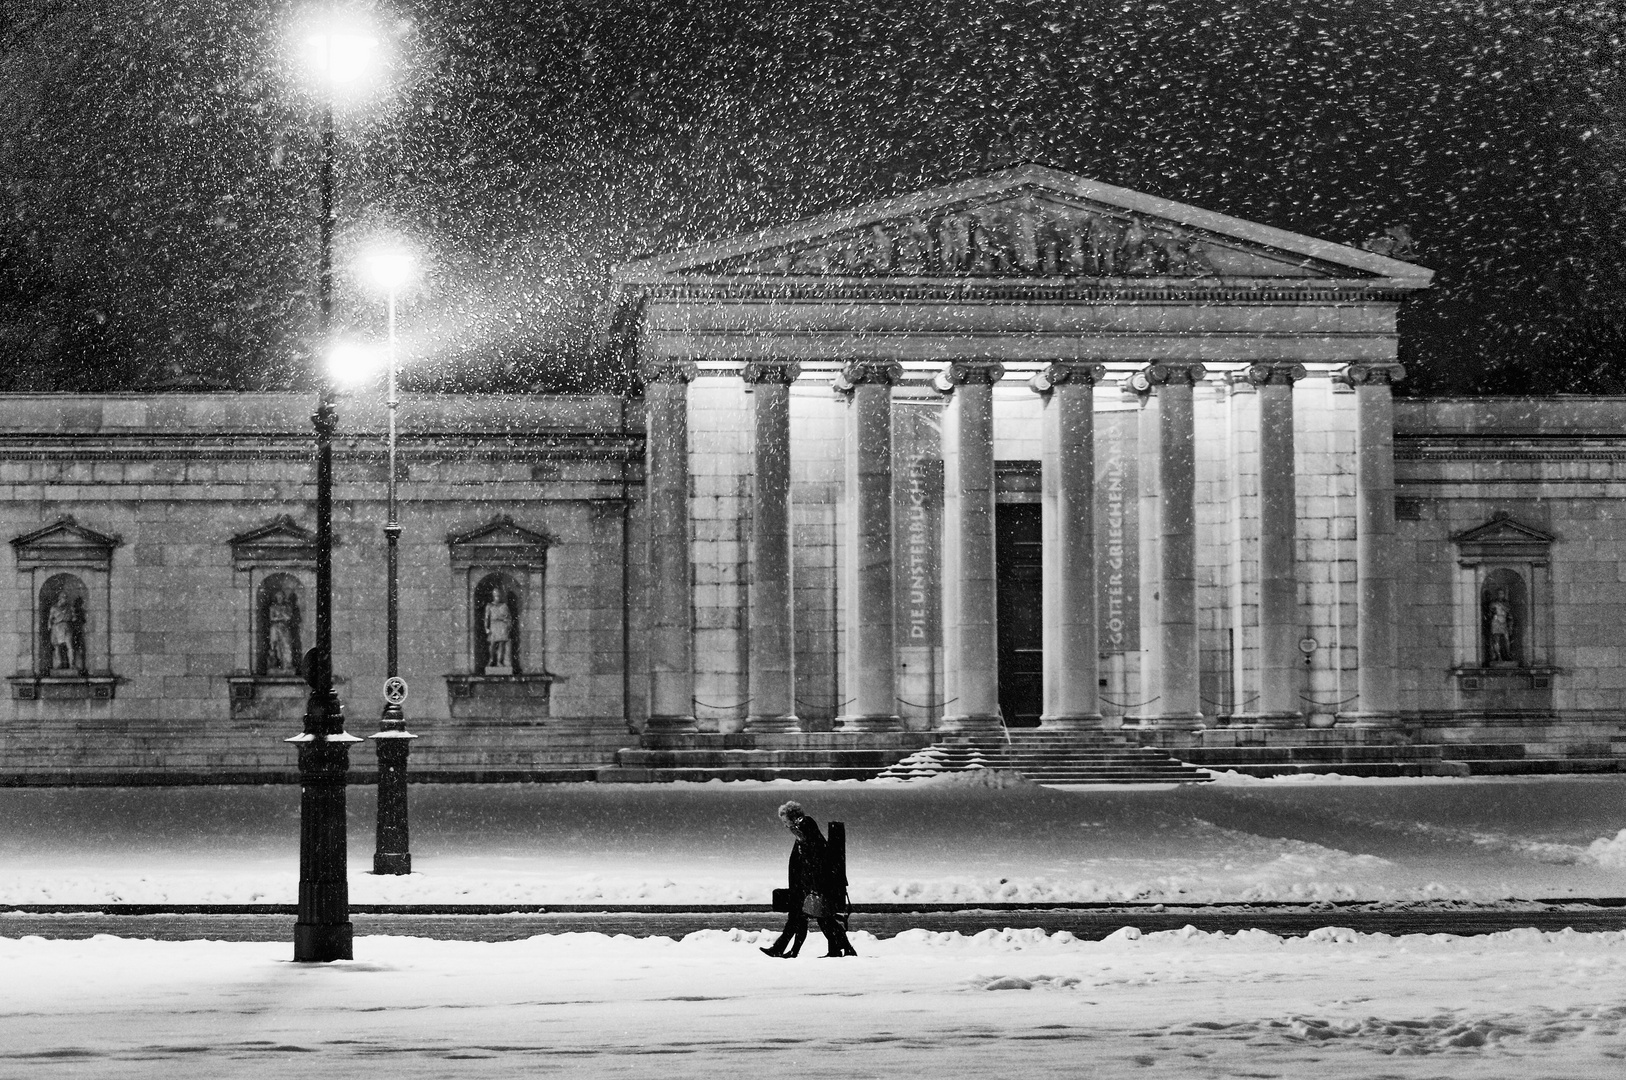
[1096,410,1139,652]
[892,403,943,721]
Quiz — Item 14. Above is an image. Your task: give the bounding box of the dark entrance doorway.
[996,502,1043,727]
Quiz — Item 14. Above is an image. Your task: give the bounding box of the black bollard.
[372,677,416,875]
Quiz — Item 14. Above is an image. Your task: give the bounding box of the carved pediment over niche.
[447,515,555,570]
[230,515,318,569]
[1452,512,1554,564]
[12,516,121,571]
[616,165,1434,286]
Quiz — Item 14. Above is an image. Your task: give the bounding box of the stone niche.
[444,515,555,722]
[226,516,319,719]
[1449,512,1557,713]
[9,516,121,700]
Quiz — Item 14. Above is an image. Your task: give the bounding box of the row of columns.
[641,358,1405,734]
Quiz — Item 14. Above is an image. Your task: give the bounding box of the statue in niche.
[484,590,515,674]
[1484,589,1516,665]
[266,588,300,675]
[48,591,84,674]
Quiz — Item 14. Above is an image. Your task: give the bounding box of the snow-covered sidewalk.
[4,925,1625,1078]
[1,773,1624,906]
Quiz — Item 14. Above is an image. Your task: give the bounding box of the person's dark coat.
[788,814,843,911]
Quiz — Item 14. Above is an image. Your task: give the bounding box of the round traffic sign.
[383,676,408,705]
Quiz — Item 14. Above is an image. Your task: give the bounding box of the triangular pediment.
[448,515,554,569]
[1453,513,1554,562]
[12,516,121,570]
[230,516,318,568]
[617,165,1432,287]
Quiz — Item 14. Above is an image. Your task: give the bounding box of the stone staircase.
[596,732,937,783]
[1427,741,1626,776]
[876,731,1213,785]
[1172,742,1457,779]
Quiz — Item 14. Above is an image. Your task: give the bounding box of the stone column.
[835,360,903,732]
[1032,361,1106,729]
[643,358,697,733]
[1336,362,1405,727]
[1233,363,1306,726]
[1130,362,1206,730]
[936,360,1003,732]
[743,360,800,732]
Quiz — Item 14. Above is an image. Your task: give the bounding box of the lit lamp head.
[356,242,419,297]
[293,9,387,104]
[327,338,386,387]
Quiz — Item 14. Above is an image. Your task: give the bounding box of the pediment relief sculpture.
[689,193,1345,280]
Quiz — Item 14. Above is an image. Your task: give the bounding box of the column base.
[1125,712,1205,732]
[644,714,698,734]
[745,714,802,733]
[1228,711,1304,730]
[1335,711,1403,729]
[936,713,1004,734]
[1039,713,1104,731]
[372,852,411,876]
[293,921,353,962]
[835,713,903,733]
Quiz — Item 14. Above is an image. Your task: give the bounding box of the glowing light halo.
[354,239,420,296]
[327,338,387,386]
[290,6,391,105]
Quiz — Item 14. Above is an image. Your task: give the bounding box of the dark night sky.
[1,0,1622,394]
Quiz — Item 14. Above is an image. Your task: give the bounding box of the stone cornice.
[624,280,1416,306]
[0,434,644,463]
[1396,435,1626,462]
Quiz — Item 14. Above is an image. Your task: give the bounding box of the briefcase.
[771,888,794,912]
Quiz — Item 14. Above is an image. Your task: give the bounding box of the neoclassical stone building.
[2,166,1622,781]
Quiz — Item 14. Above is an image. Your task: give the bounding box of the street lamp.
[356,241,419,875]
[287,7,387,964]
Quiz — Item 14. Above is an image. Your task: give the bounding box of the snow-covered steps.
[596,732,937,783]
[877,731,1212,785]
[1172,742,1456,779]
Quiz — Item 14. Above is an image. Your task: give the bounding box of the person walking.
[761,801,857,959]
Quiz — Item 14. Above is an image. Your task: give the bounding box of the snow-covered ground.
[5,775,1626,1077]
[0,773,1622,905]
[4,926,1624,1078]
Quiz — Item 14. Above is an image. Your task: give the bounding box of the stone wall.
[0,393,640,780]
[1395,398,1626,737]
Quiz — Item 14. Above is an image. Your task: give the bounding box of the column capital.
[933,359,1005,393]
[741,360,801,385]
[1232,362,1307,387]
[640,358,698,385]
[1027,361,1106,395]
[1334,362,1406,387]
[832,358,903,395]
[1131,362,1206,394]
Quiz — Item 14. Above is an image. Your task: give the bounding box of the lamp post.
[287,11,383,963]
[357,243,419,875]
